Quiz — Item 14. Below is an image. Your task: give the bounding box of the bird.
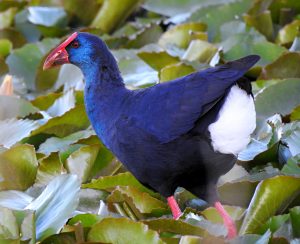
[43,32,259,239]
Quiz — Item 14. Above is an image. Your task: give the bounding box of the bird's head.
[43,32,112,71]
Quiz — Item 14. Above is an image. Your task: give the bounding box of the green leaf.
[27,7,67,27]
[0,144,38,190]
[0,191,33,210]
[160,62,195,82]
[143,218,206,236]
[125,24,163,49]
[244,10,274,41]
[6,38,60,91]
[91,0,142,33]
[291,105,300,121]
[290,206,300,238]
[240,175,300,234]
[276,19,300,45]
[222,33,286,66]
[282,156,300,176]
[0,95,39,120]
[259,214,290,234]
[255,78,300,127]
[0,8,17,29]
[137,51,180,71]
[182,39,218,63]
[26,174,80,241]
[158,22,207,49]
[0,39,12,57]
[0,119,40,148]
[143,0,203,17]
[35,152,66,186]
[187,0,253,41]
[82,172,157,197]
[107,186,168,217]
[65,144,101,183]
[68,213,101,228]
[31,105,90,137]
[259,52,300,80]
[38,129,95,155]
[115,50,158,88]
[0,207,19,240]
[87,217,163,243]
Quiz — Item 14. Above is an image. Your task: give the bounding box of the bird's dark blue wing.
[128,55,260,143]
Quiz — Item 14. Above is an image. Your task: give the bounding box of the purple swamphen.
[44,32,259,239]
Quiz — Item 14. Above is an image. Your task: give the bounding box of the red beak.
[43,32,78,70]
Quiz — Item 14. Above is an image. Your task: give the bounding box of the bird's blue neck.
[80,57,129,147]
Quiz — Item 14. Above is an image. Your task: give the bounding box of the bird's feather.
[126,55,260,143]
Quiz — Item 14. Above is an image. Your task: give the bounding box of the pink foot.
[214,201,237,239]
[167,196,182,219]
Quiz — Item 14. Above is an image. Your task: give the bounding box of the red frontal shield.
[43,32,78,70]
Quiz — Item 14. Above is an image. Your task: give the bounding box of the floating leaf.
[0,207,19,240]
[222,32,286,66]
[259,52,300,80]
[0,95,39,120]
[144,218,206,236]
[27,7,67,27]
[6,38,60,91]
[107,186,168,217]
[25,174,80,240]
[0,39,12,57]
[65,144,101,182]
[160,62,194,82]
[276,19,300,45]
[182,39,218,63]
[82,172,156,196]
[35,153,66,186]
[0,191,33,210]
[38,129,95,155]
[0,8,17,29]
[158,22,207,49]
[0,144,38,190]
[240,175,300,234]
[255,78,300,127]
[290,206,300,238]
[137,51,180,71]
[188,0,253,41]
[87,217,163,243]
[31,105,90,137]
[0,119,40,148]
[244,10,274,40]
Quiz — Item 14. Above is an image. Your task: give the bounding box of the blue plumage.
[44,32,260,237]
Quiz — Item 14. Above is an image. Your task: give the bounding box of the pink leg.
[167,196,182,219]
[214,201,237,239]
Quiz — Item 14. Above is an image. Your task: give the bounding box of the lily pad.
[0,119,40,148]
[35,153,66,186]
[0,144,38,191]
[255,78,300,127]
[240,175,300,234]
[31,105,90,137]
[87,217,163,243]
[158,22,207,49]
[82,172,156,197]
[107,186,168,217]
[25,174,80,241]
[259,52,300,80]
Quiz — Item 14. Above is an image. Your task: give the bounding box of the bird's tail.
[226,55,260,71]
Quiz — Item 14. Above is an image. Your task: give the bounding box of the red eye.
[71,41,79,48]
